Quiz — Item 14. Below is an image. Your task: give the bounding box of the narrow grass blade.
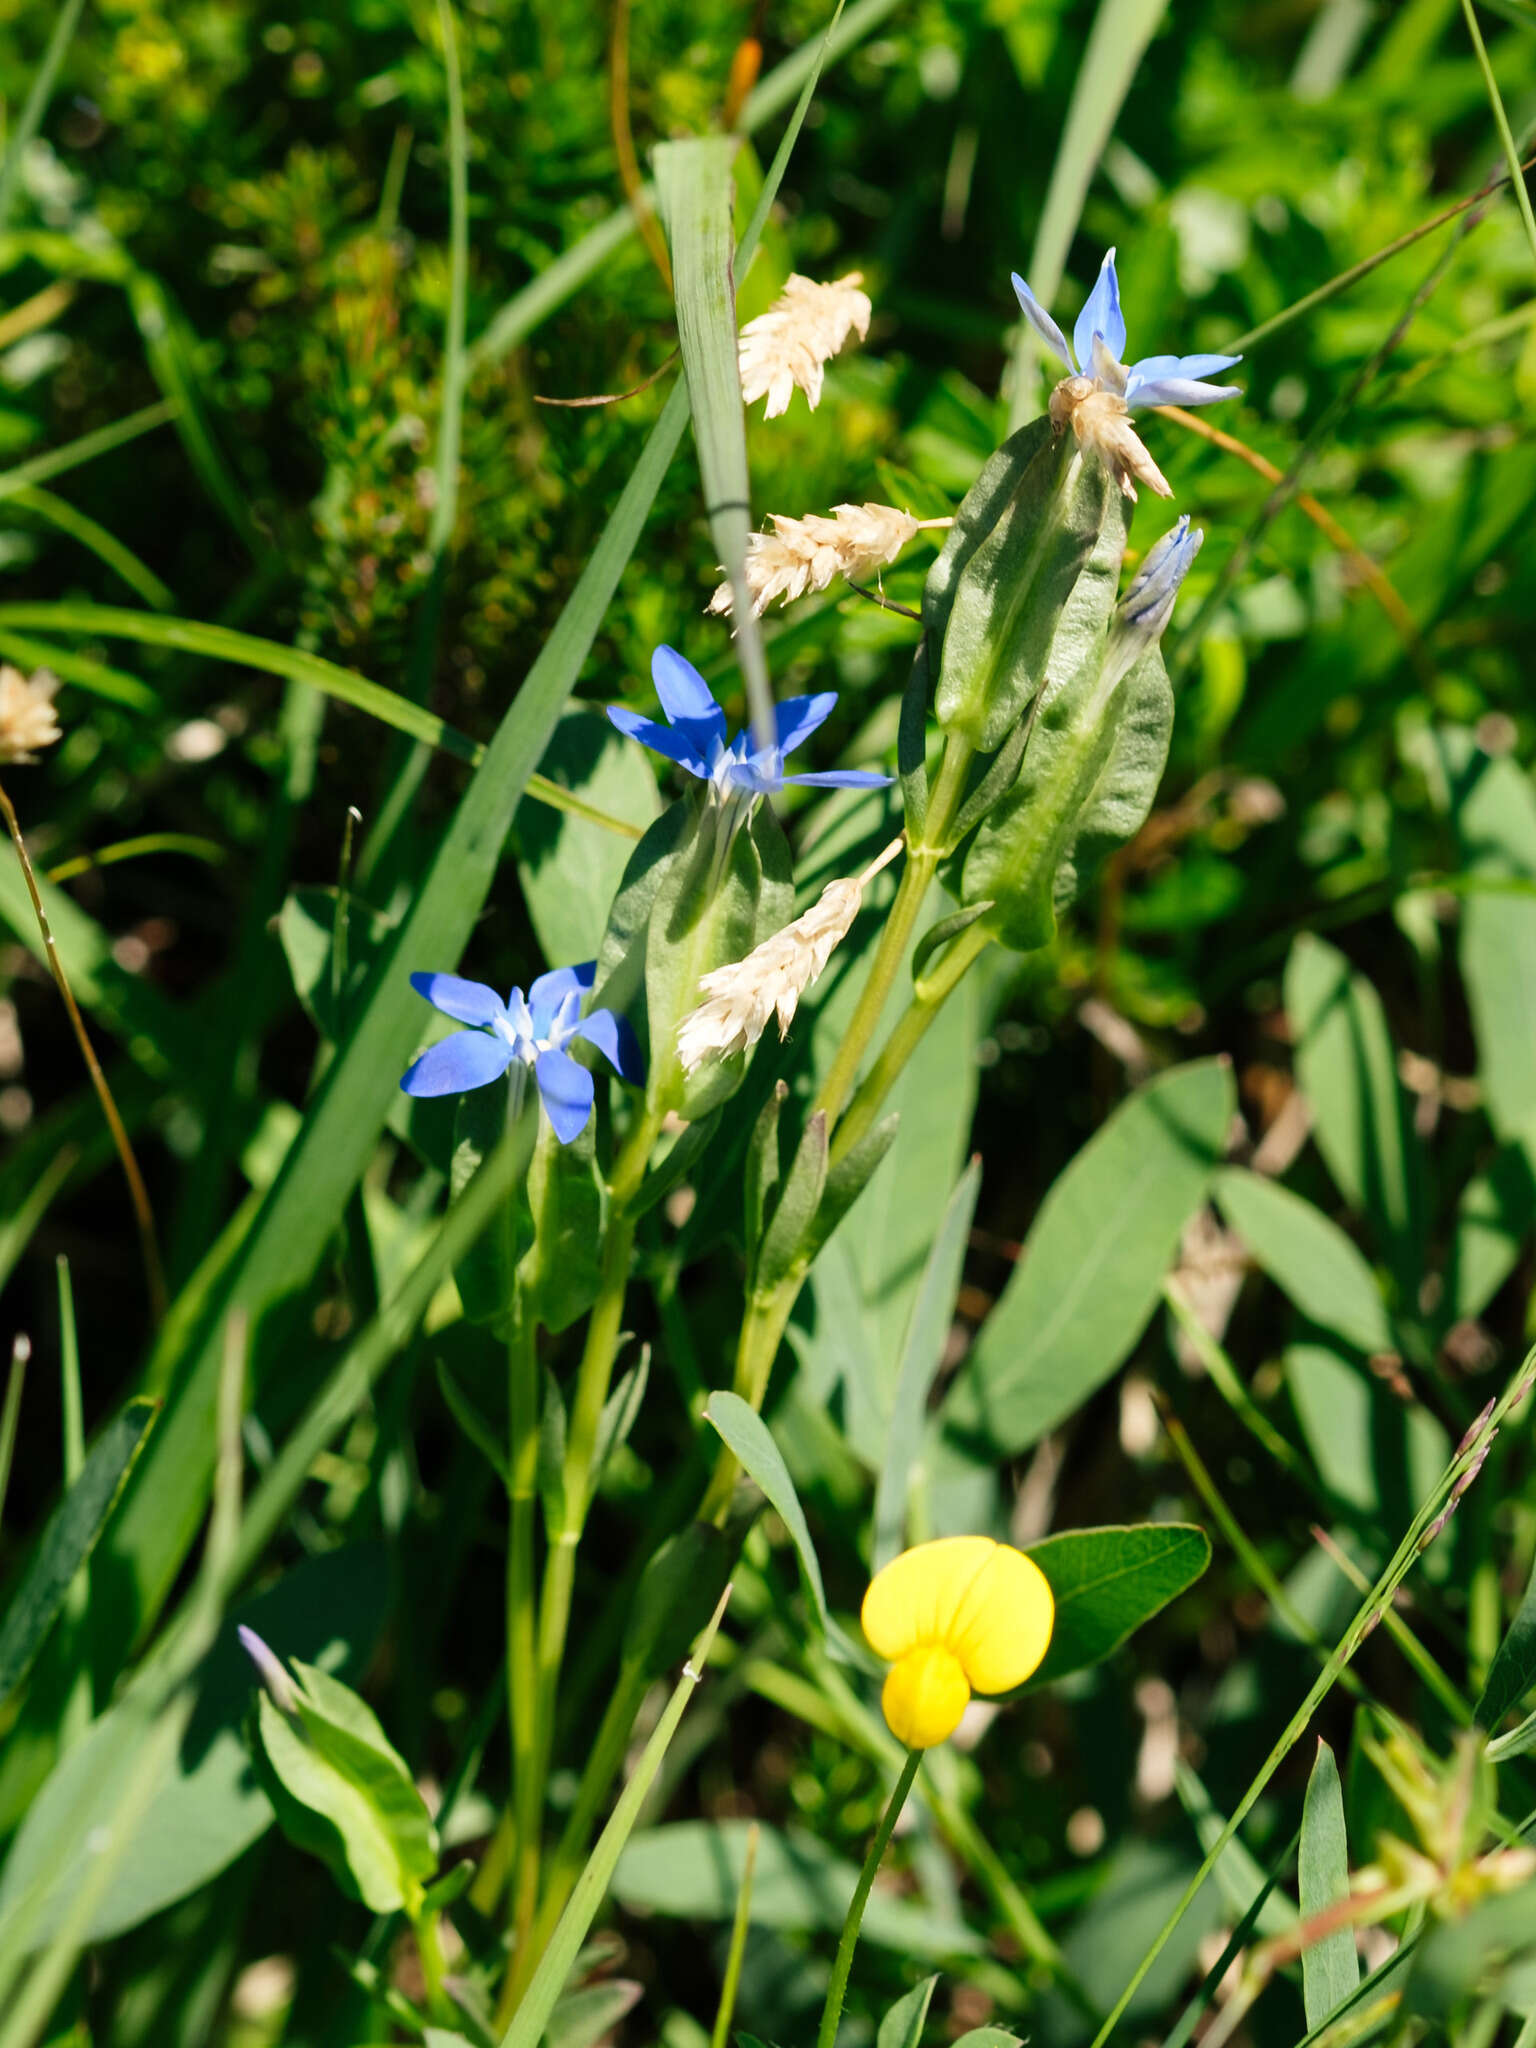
[0,400,178,505]
[0,1397,157,1707]
[498,1587,732,2048]
[428,0,470,559]
[5,486,174,609]
[0,631,156,711]
[1299,1739,1359,2028]
[0,0,88,232]
[1005,0,1171,430]
[655,136,774,750]
[0,1337,28,1529]
[1460,0,1536,275]
[0,604,480,762]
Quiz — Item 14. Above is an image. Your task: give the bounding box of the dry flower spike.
[0,665,62,764]
[678,836,904,1073]
[707,502,952,621]
[738,272,872,419]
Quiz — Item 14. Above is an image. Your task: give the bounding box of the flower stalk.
[814,1749,922,2048]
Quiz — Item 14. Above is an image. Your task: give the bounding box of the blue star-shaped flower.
[607,646,894,800]
[1013,247,1242,410]
[400,962,642,1143]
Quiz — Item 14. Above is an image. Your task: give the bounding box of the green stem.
[830,919,994,1169]
[507,1287,542,1959]
[498,1107,662,2017]
[812,734,973,1133]
[711,1822,760,2048]
[815,1749,922,2048]
[416,1907,454,2026]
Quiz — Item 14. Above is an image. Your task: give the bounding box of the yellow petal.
[881,1646,970,1749]
[861,1536,997,1662]
[945,1545,1054,1695]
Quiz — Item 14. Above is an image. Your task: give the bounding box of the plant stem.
[812,732,972,1133]
[507,1286,542,1961]
[0,780,166,1319]
[711,1821,759,2048]
[815,1749,922,2048]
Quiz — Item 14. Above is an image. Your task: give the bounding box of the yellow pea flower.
[861,1536,1054,1749]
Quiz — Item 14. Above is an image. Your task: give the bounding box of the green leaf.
[1024,1524,1212,1689]
[1476,1554,1536,1731]
[546,1982,643,2048]
[877,1976,938,2048]
[704,1393,832,1637]
[1285,934,1421,1283]
[1456,756,1536,1143]
[0,1397,156,1707]
[1175,1762,1294,1941]
[654,133,774,751]
[943,1059,1234,1454]
[1285,1344,1449,1530]
[278,887,396,1044]
[1299,1738,1359,2029]
[449,1084,532,1333]
[754,1112,829,1294]
[932,423,1111,752]
[1403,1885,1536,2021]
[1446,1134,1536,1327]
[1213,1167,1393,1355]
[513,708,660,965]
[0,1545,389,1947]
[257,1657,438,1914]
[643,803,795,1122]
[873,1160,981,1570]
[520,1107,607,1335]
[621,1521,737,1679]
[611,1820,981,1958]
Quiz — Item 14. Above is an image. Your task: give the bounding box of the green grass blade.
[1299,1739,1359,2028]
[0,1337,28,1530]
[427,0,469,559]
[0,0,87,232]
[655,136,775,750]
[0,1397,157,1708]
[0,604,480,762]
[1004,0,1171,431]
[5,486,174,609]
[0,631,156,711]
[498,1587,731,2048]
[1460,0,1536,274]
[0,400,178,505]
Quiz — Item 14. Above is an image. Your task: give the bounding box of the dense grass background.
[2,0,1536,2043]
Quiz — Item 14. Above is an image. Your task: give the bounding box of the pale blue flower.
[607,646,893,800]
[400,962,641,1143]
[1012,247,1242,410]
[1100,516,1204,694]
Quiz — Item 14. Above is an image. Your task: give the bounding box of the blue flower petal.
[1073,248,1126,374]
[1012,273,1074,371]
[409,971,508,1029]
[400,1029,515,1097]
[777,768,896,789]
[1127,352,1242,385]
[572,1007,644,1083]
[535,1045,596,1143]
[774,692,838,759]
[528,962,595,1015]
[606,704,709,776]
[652,646,727,742]
[1124,372,1243,411]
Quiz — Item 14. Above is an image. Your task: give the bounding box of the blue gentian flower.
[1100,515,1203,695]
[607,646,893,801]
[1012,247,1242,410]
[400,962,641,1143]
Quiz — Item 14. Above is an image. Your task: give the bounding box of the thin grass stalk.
[0,0,88,231]
[814,1750,922,2048]
[1085,1353,1528,2048]
[710,1821,760,2048]
[0,782,166,1321]
[1459,0,1536,274]
[0,1336,28,1527]
[56,1257,92,1754]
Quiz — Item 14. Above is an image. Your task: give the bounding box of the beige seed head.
[677,838,904,1074]
[738,272,872,420]
[0,666,62,764]
[1050,378,1172,502]
[708,501,950,620]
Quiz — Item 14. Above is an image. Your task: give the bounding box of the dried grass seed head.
[707,501,931,620]
[0,665,62,764]
[738,271,872,420]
